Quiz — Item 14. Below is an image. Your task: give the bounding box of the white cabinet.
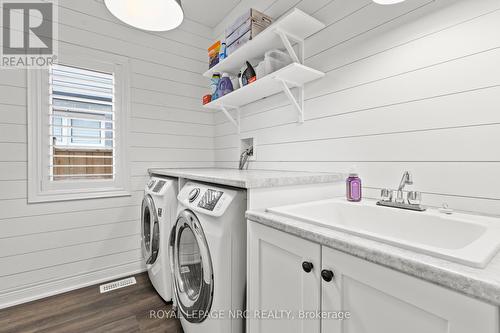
[247,222,499,333]
[321,246,499,333]
[247,221,321,333]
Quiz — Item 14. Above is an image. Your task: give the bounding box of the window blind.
[49,64,115,181]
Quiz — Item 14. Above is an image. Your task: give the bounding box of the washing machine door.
[141,194,159,265]
[170,210,214,323]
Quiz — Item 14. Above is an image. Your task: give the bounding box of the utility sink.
[266,198,500,268]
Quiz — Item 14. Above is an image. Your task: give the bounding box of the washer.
[141,176,178,302]
[170,181,247,333]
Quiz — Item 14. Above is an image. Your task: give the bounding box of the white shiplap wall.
[213,0,500,216]
[1,0,500,309]
[0,0,215,308]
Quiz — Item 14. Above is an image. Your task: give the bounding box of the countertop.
[148,168,343,189]
[246,209,500,306]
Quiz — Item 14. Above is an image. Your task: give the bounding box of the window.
[50,64,114,181]
[28,53,130,202]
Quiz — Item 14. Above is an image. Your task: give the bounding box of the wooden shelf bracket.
[275,29,306,123]
[219,104,241,133]
[275,29,305,64]
[277,79,305,123]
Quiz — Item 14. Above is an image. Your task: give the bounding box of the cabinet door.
[247,221,321,333]
[321,246,499,333]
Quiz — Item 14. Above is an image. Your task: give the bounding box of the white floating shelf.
[203,63,324,110]
[203,8,325,78]
[202,8,326,132]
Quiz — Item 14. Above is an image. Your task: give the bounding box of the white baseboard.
[0,261,146,310]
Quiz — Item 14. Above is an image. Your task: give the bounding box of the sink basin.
[266,198,500,268]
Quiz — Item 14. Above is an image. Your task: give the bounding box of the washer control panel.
[178,182,238,217]
[197,189,223,211]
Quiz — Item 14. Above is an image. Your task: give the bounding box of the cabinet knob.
[302,261,314,273]
[321,269,335,282]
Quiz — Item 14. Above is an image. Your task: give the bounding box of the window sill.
[28,189,132,204]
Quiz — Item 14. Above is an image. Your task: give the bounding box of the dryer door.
[170,210,214,323]
[141,194,159,265]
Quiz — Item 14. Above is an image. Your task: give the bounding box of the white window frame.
[28,51,131,203]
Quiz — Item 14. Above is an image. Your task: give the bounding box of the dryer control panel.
[178,182,239,217]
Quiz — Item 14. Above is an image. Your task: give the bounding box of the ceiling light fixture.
[372,0,407,4]
[104,0,184,32]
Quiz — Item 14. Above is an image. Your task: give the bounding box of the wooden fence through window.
[52,148,113,180]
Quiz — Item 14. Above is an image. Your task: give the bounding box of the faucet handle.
[407,191,422,205]
[380,188,391,201]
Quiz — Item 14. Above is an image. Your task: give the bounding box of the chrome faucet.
[377,171,425,211]
[396,171,413,202]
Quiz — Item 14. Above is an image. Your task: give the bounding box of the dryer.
[141,176,178,302]
[170,181,247,333]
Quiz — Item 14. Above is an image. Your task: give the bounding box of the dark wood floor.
[0,273,183,333]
